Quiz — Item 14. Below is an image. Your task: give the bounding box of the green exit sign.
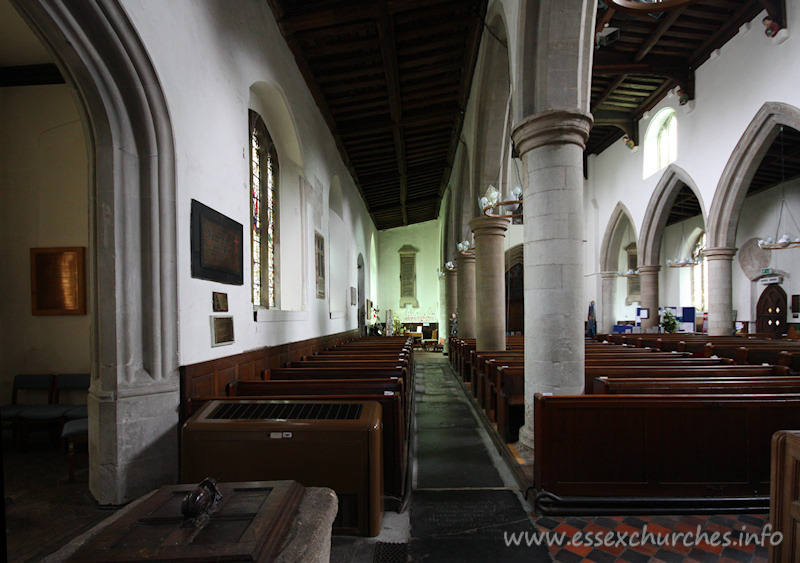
[762,268,772,275]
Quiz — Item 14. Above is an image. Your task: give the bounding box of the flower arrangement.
[392,315,403,336]
[660,309,679,333]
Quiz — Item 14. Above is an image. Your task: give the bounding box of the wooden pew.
[497,366,524,443]
[533,393,800,514]
[584,364,791,394]
[594,376,800,395]
[265,367,410,414]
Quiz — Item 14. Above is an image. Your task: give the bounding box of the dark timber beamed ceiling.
[266,0,487,230]
[589,0,782,156]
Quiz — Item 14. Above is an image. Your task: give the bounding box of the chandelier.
[480,184,523,219]
[667,217,701,268]
[444,261,455,271]
[758,126,800,250]
[617,268,639,278]
[456,240,474,256]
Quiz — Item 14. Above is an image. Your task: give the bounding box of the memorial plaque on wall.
[30,247,86,315]
[315,231,325,299]
[398,245,418,308]
[191,199,243,285]
[211,316,234,347]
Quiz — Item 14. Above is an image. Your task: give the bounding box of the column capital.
[445,268,458,278]
[511,108,593,156]
[469,216,510,237]
[600,270,619,280]
[638,264,661,275]
[704,246,737,261]
[456,252,475,265]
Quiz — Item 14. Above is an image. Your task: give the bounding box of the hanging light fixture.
[456,239,474,256]
[666,213,701,268]
[480,92,524,221]
[758,126,800,250]
[617,268,640,278]
[444,261,455,270]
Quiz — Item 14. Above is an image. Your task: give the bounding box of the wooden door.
[756,284,787,335]
[505,263,524,335]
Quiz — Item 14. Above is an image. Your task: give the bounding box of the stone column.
[511,109,592,451]
[705,247,737,335]
[600,271,618,335]
[456,253,476,339]
[444,269,458,352]
[638,265,661,332]
[470,216,510,351]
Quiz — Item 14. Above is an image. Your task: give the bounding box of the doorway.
[756,284,787,335]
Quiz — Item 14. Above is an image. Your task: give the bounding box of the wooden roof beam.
[634,7,687,62]
[377,4,407,224]
[592,74,628,113]
[593,109,640,146]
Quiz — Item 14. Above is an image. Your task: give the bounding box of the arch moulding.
[708,102,800,249]
[13,0,179,504]
[599,202,636,273]
[639,164,705,267]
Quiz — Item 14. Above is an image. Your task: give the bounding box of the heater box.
[182,400,383,537]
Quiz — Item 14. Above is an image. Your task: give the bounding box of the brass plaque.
[30,247,86,315]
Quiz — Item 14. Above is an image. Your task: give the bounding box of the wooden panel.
[180,329,360,418]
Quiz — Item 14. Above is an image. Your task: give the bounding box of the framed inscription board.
[211,315,234,347]
[315,231,325,299]
[191,199,243,285]
[30,247,86,315]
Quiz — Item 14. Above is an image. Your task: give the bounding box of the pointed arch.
[599,202,637,273]
[640,164,706,266]
[472,7,511,213]
[13,0,178,504]
[708,102,800,248]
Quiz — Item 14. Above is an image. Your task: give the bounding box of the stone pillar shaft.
[444,269,458,352]
[638,265,661,331]
[600,271,618,335]
[456,253,476,339]
[705,247,737,336]
[470,217,510,351]
[511,109,592,450]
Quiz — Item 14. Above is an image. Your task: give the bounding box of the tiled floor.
[531,513,771,562]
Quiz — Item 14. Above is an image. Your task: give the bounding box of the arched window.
[643,108,678,178]
[249,110,279,308]
[691,232,707,311]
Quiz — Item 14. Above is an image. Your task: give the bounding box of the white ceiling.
[0,0,53,66]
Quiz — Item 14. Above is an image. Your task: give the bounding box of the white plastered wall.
[0,85,90,402]
[377,220,441,326]
[119,0,377,363]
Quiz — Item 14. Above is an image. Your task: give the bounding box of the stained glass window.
[249,110,279,308]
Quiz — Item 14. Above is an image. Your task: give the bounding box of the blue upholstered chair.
[17,373,90,451]
[61,417,89,482]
